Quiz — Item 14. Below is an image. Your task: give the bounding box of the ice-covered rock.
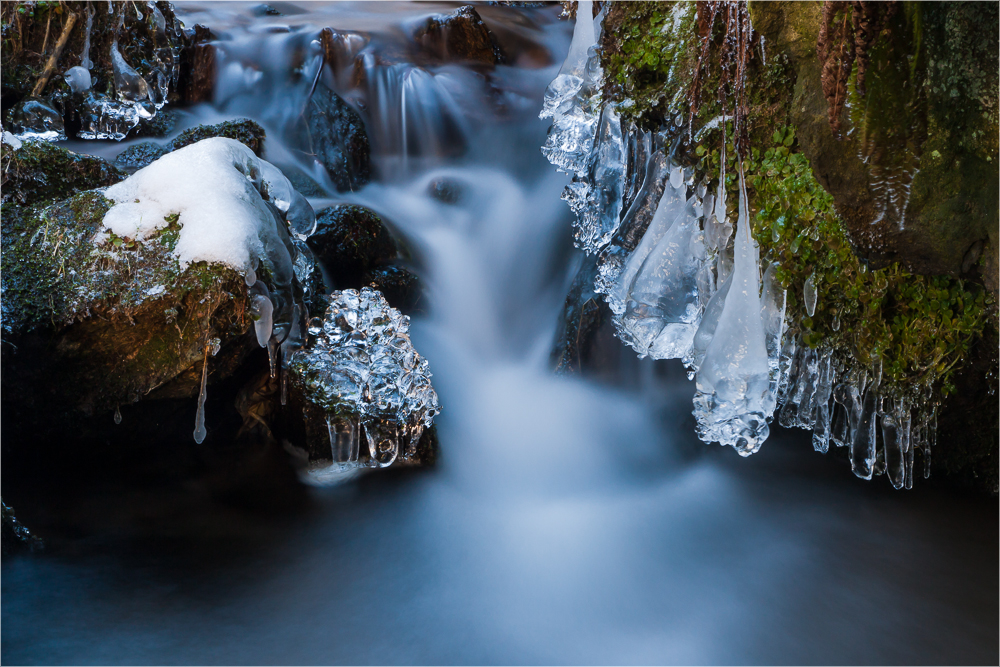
[288,288,439,483]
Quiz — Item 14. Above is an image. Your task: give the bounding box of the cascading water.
[1,4,994,665]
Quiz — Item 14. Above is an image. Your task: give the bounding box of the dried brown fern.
[817,1,898,134]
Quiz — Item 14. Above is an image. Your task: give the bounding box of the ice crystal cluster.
[291,288,440,482]
[540,6,934,485]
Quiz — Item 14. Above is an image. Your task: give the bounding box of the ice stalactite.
[193,343,210,444]
[80,2,95,70]
[291,288,440,483]
[692,171,774,455]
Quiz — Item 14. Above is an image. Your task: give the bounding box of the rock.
[113,118,266,172]
[304,82,370,192]
[412,5,506,67]
[1,499,44,555]
[113,141,167,173]
[363,265,423,315]
[751,1,999,291]
[169,118,266,156]
[307,205,398,288]
[1,138,125,206]
[179,24,215,104]
[6,96,66,142]
[1,190,254,419]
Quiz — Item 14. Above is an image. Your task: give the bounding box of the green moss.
[695,124,992,400]
[1,140,125,207]
[602,1,699,130]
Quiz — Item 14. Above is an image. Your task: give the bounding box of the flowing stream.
[2,3,996,664]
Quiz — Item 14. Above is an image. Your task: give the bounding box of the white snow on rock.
[99,137,299,277]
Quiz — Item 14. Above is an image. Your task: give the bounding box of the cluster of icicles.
[293,288,440,484]
[11,1,181,143]
[540,1,935,487]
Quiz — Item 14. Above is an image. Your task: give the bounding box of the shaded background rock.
[114,118,266,172]
[413,5,506,67]
[307,204,399,288]
[303,83,370,192]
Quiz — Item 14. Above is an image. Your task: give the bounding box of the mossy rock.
[412,5,507,67]
[751,0,999,291]
[1,1,187,138]
[114,119,267,172]
[307,205,399,289]
[1,139,125,206]
[1,189,254,426]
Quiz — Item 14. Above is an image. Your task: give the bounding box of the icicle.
[803,272,817,317]
[810,356,835,453]
[111,40,151,103]
[693,168,772,455]
[80,2,95,69]
[685,270,733,376]
[193,343,209,443]
[249,281,273,348]
[901,401,913,489]
[113,405,122,425]
[851,358,881,479]
[267,337,279,379]
[882,408,904,489]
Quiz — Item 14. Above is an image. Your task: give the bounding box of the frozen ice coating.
[64,66,93,94]
[619,190,705,359]
[803,272,817,317]
[250,282,274,348]
[561,103,626,253]
[290,288,440,483]
[560,1,596,77]
[692,170,772,455]
[80,1,94,69]
[111,41,151,103]
[540,0,603,178]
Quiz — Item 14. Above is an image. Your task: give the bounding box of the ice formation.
[71,3,180,141]
[539,1,628,253]
[290,288,440,483]
[692,172,773,455]
[537,14,936,487]
[8,97,66,142]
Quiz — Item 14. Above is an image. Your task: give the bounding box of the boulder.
[1,137,125,205]
[304,83,370,192]
[307,205,398,288]
[412,5,506,67]
[114,118,267,172]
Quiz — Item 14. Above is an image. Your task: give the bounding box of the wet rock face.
[363,265,423,316]
[752,1,999,291]
[307,205,398,289]
[1,139,125,206]
[413,5,506,67]
[179,23,215,103]
[304,83,371,192]
[1,499,44,555]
